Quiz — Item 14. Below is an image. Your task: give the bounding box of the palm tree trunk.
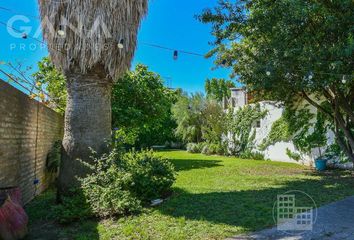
[58,66,113,195]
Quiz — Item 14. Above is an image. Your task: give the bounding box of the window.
[256,120,261,128]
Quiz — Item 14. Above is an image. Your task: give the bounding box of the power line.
[1,5,353,63]
[141,42,204,57]
[0,6,40,20]
[4,62,61,100]
[0,20,67,56]
[0,6,206,58]
[0,6,352,77]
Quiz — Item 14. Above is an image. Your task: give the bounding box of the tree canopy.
[112,64,178,147]
[34,58,178,147]
[205,78,235,102]
[199,0,354,161]
[33,57,67,113]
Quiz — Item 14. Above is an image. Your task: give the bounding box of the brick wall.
[0,80,64,204]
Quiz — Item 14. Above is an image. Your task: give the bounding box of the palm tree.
[38,0,148,194]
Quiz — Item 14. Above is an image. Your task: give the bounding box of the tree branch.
[301,91,333,118]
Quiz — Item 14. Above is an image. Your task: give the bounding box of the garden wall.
[0,80,64,204]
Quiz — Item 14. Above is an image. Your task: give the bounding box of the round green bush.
[80,150,142,218]
[76,149,176,219]
[119,150,176,202]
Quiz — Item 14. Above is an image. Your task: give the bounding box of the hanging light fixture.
[118,39,124,49]
[266,71,271,76]
[342,75,347,84]
[173,50,178,60]
[57,25,65,37]
[308,72,314,80]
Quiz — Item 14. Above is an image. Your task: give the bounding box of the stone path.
[229,196,354,240]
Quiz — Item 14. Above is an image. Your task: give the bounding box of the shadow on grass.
[24,189,100,240]
[157,170,354,233]
[169,158,223,171]
[24,170,354,239]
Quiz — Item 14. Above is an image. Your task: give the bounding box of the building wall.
[255,101,335,165]
[0,80,64,204]
[226,89,334,166]
[254,102,313,165]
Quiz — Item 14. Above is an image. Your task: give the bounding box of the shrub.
[119,150,176,202]
[201,143,225,155]
[239,150,265,160]
[80,150,142,218]
[186,143,200,153]
[54,149,176,221]
[53,189,93,224]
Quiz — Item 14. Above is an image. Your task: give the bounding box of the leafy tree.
[201,99,227,144]
[112,64,178,147]
[199,0,354,161]
[205,78,235,102]
[33,57,67,113]
[34,59,178,148]
[172,93,206,143]
[172,93,227,144]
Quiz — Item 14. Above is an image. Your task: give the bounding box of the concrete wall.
[254,101,335,166]
[0,80,64,204]
[226,89,335,166]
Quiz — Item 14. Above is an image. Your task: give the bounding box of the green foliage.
[205,78,235,102]
[199,1,353,100]
[53,189,92,224]
[120,150,176,202]
[34,59,178,148]
[260,106,314,150]
[112,128,139,150]
[46,140,62,173]
[112,64,178,147]
[202,99,227,144]
[286,148,301,161]
[79,149,176,218]
[325,143,350,163]
[261,106,328,156]
[33,57,67,113]
[260,117,291,151]
[172,93,226,145]
[80,150,142,218]
[182,103,266,157]
[239,150,265,160]
[53,149,176,221]
[26,151,354,239]
[172,93,206,143]
[294,111,328,155]
[226,104,267,155]
[186,143,202,153]
[201,143,226,156]
[199,0,354,161]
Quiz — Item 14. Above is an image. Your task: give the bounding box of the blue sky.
[0,0,234,93]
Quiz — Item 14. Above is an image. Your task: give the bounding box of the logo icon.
[273,190,317,235]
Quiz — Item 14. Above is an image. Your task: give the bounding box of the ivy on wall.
[227,103,268,155]
[260,105,328,158]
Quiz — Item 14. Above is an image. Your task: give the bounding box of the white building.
[224,88,335,166]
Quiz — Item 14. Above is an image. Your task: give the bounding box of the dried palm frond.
[38,0,148,79]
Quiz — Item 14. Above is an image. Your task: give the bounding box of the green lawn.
[26,150,354,239]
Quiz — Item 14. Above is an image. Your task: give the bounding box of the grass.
[25,150,354,239]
